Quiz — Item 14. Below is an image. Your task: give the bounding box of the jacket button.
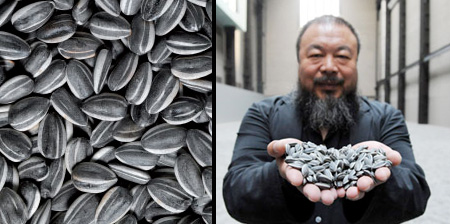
[315,216,322,223]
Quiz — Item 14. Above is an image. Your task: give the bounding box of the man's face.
[298,23,358,99]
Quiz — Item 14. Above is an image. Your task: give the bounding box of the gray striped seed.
[11,1,55,33]
[4,162,18,191]
[18,181,41,219]
[51,87,88,127]
[18,156,49,181]
[144,201,178,223]
[206,0,211,20]
[64,193,99,224]
[186,129,211,167]
[58,36,102,59]
[171,52,212,80]
[0,75,34,104]
[146,178,193,213]
[95,186,133,224]
[115,141,159,170]
[130,104,158,127]
[36,14,77,43]
[53,0,74,10]
[191,195,211,216]
[22,42,52,77]
[91,146,116,163]
[154,216,181,224]
[38,112,67,159]
[90,121,115,148]
[144,69,179,114]
[179,2,205,32]
[40,157,65,198]
[161,96,203,125]
[178,215,202,224]
[111,39,126,60]
[30,199,51,224]
[120,0,143,16]
[205,94,212,118]
[130,184,152,220]
[180,78,212,93]
[202,167,212,198]
[0,128,31,162]
[129,14,155,55]
[81,93,128,121]
[90,12,131,40]
[65,137,93,174]
[141,0,173,21]
[51,180,81,212]
[112,116,146,142]
[0,187,28,224]
[125,62,152,105]
[141,123,187,155]
[108,162,151,184]
[175,153,204,197]
[95,0,121,17]
[107,51,139,91]
[66,60,94,100]
[0,155,5,190]
[93,49,112,94]
[0,105,9,128]
[157,153,177,167]
[116,214,138,224]
[50,211,66,224]
[154,0,187,36]
[72,162,118,193]
[188,0,206,7]
[0,1,17,27]
[0,31,31,60]
[147,37,171,64]
[34,59,67,94]
[72,0,93,25]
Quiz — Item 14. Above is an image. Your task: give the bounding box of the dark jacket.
[223,94,430,223]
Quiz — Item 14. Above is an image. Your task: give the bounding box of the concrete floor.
[217,121,450,224]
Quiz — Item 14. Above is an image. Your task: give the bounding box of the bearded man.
[223,15,430,223]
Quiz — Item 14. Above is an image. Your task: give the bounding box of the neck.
[320,128,328,140]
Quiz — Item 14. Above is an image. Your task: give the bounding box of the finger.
[386,150,402,166]
[357,176,375,192]
[346,186,365,201]
[336,188,346,198]
[320,190,335,205]
[285,166,303,186]
[267,138,302,158]
[330,187,338,200]
[303,184,321,202]
[374,167,391,183]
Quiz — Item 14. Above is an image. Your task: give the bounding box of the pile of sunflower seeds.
[0,0,212,224]
[285,142,392,190]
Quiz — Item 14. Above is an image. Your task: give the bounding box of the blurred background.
[216,0,450,223]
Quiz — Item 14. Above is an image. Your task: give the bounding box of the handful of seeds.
[285,142,392,190]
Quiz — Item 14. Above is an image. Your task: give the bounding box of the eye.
[309,54,323,58]
[336,55,350,59]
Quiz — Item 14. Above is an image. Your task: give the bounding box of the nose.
[320,55,338,74]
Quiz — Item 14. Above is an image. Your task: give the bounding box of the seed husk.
[171,52,212,80]
[51,87,88,127]
[148,37,172,64]
[95,186,133,224]
[36,14,76,43]
[51,180,81,212]
[128,14,155,55]
[81,93,128,121]
[90,120,115,148]
[130,104,158,128]
[125,62,153,105]
[91,146,116,163]
[161,96,203,125]
[72,162,118,193]
[95,0,121,17]
[141,123,187,154]
[34,59,67,94]
[120,0,143,16]
[93,49,112,94]
[202,167,212,199]
[146,178,193,213]
[179,2,205,32]
[0,75,34,104]
[18,180,41,219]
[140,0,173,21]
[53,0,74,10]
[22,42,52,77]
[64,193,100,224]
[144,69,179,114]
[174,153,204,197]
[0,187,28,224]
[11,1,55,33]
[129,184,151,220]
[0,31,31,60]
[115,141,159,170]
[58,36,102,59]
[116,213,138,224]
[0,1,17,27]
[108,162,151,184]
[30,199,52,224]
[38,112,67,159]
[154,0,187,36]
[65,137,93,174]
[186,129,211,167]
[89,12,131,40]
[180,78,212,93]
[72,0,93,25]
[18,156,49,181]
[0,128,32,162]
[166,32,211,55]
[107,51,139,91]
[66,59,94,100]
[40,157,65,198]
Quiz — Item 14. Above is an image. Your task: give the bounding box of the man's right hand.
[267,139,345,205]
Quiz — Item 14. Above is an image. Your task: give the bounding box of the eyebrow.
[306,44,353,55]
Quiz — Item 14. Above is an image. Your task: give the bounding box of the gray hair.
[296,15,361,62]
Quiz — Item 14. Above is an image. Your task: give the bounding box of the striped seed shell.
[141,0,173,21]
[146,178,193,213]
[51,87,88,126]
[171,52,212,80]
[191,195,211,215]
[144,201,178,223]
[0,59,14,71]
[36,14,77,43]
[130,104,158,127]
[50,211,66,224]
[64,193,100,224]
[0,155,5,190]
[22,42,52,77]
[178,215,203,224]
[116,214,138,224]
[193,109,209,123]
[90,121,115,148]
[65,137,93,174]
[206,0,211,20]
[51,180,81,211]
[18,156,49,181]
[18,181,41,219]
[180,78,212,93]
[40,157,65,198]
[0,1,17,27]
[30,199,51,224]
[84,56,96,67]
[66,60,94,100]
[120,0,143,15]
[141,123,187,154]
[115,142,159,170]
[4,162,18,191]
[91,146,116,163]
[38,112,67,159]
[81,93,128,121]
[72,0,93,25]
[65,119,73,141]
[107,51,139,91]
[0,106,10,128]
[0,128,31,162]
[11,1,55,33]
[33,59,67,94]
[112,116,146,142]
[0,75,34,104]
[202,167,211,198]
[72,162,118,193]
[58,36,102,59]
[93,49,112,94]
[179,2,205,32]
[130,184,152,220]
[161,96,203,125]
[0,31,31,60]
[129,14,155,55]
[148,37,171,64]
[154,0,187,36]
[125,62,152,105]
[53,0,74,10]
[0,187,28,224]
[144,69,179,114]
[111,39,126,60]
[108,162,151,184]
[186,129,211,167]
[175,153,204,197]
[95,0,121,17]
[202,17,212,39]
[205,94,212,117]
[151,167,176,179]
[90,12,131,40]
[28,122,40,136]
[95,186,133,224]
[157,153,177,167]
[188,0,206,7]
[208,120,212,135]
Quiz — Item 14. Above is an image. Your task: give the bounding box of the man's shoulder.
[360,96,400,116]
[251,93,294,112]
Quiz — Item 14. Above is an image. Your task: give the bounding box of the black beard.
[294,82,360,133]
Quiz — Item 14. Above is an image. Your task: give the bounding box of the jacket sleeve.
[223,102,314,223]
[343,106,431,224]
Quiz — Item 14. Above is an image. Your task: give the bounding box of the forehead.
[300,23,358,51]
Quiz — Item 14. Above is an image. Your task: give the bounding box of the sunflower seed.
[90,121,115,148]
[192,109,209,124]
[66,60,94,100]
[90,146,115,164]
[146,178,193,213]
[120,0,143,15]
[18,180,41,219]
[64,193,99,224]
[208,120,212,136]
[38,112,67,159]
[116,214,138,224]
[180,78,212,93]
[171,52,211,80]
[112,117,145,142]
[141,0,173,21]
[161,97,203,125]
[0,1,17,27]
[51,87,88,127]
[129,184,151,220]
[154,0,187,36]
[150,167,176,179]
[125,62,152,105]
[32,59,66,94]
[58,36,102,59]
[65,137,93,174]
[72,0,93,25]
[186,129,211,167]
[202,167,211,198]
[191,194,211,215]
[22,42,52,77]
[157,153,177,167]
[108,162,151,184]
[0,31,31,60]
[40,157,65,198]
[81,93,128,121]
[0,155,5,190]
[95,0,121,16]
[95,186,132,224]
[51,180,81,212]
[166,32,210,55]
[72,162,117,193]
[8,96,49,131]
[127,14,155,55]
[144,69,179,114]
[144,200,178,222]
[53,0,74,10]
[115,141,159,170]
[0,128,32,162]
[92,49,112,94]
[0,75,34,104]
[90,12,131,40]
[178,215,203,224]
[130,104,158,127]
[107,51,138,91]
[30,199,51,224]
[11,1,55,33]
[50,211,66,224]
[0,187,28,224]
[18,156,49,181]
[180,2,205,32]
[175,153,204,197]
[148,37,171,64]
[4,162,18,191]
[141,123,187,155]
[36,13,76,44]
